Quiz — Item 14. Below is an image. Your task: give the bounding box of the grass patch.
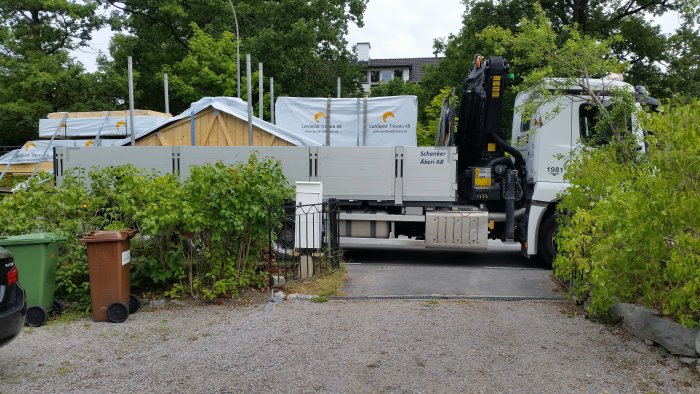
[311,295,329,303]
[46,309,90,326]
[282,264,347,297]
[55,361,73,376]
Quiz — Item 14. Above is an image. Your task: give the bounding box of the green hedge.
[0,154,292,308]
[555,101,700,327]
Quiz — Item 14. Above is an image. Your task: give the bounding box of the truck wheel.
[538,214,556,269]
[272,226,295,259]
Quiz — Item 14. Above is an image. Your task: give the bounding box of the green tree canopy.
[0,1,121,145]
[163,24,239,105]
[422,0,697,103]
[479,4,637,143]
[100,0,368,114]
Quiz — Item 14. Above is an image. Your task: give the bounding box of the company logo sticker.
[24,142,36,151]
[300,111,341,133]
[115,120,127,131]
[369,111,410,134]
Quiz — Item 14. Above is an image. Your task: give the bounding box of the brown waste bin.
[81,230,139,323]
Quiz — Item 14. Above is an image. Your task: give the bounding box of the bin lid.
[80,230,137,243]
[0,232,67,246]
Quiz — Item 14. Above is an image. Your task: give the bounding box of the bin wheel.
[51,300,65,317]
[129,294,140,314]
[106,302,129,323]
[26,306,48,327]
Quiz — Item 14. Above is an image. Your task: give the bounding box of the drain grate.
[328,295,565,301]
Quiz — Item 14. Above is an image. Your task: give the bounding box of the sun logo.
[313,112,326,123]
[24,142,36,151]
[382,111,395,123]
[115,120,127,131]
[85,140,94,147]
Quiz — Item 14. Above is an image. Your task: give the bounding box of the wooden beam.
[216,112,235,146]
[200,111,218,145]
[156,132,169,146]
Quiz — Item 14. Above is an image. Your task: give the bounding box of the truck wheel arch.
[527,200,559,264]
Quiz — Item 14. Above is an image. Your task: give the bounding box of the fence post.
[268,207,274,295]
[328,198,339,269]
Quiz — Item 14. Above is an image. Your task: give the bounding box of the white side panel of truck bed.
[315,147,396,201]
[56,146,459,205]
[402,147,457,202]
[55,147,174,184]
[178,146,310,183]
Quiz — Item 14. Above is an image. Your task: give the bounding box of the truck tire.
[538,214,556,268]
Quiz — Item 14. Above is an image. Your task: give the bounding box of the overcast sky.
[72,0,682,72]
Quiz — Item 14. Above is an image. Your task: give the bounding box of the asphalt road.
[341,240,561,298]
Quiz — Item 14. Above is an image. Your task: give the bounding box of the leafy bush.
[86,166,187,293]
[0,173,98,308]
[177,156,292,300]
[0,154,292,308]
[555,101,700,327]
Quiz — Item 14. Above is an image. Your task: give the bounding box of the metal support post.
[362,97,368,146]
[227,0,241,98]
[325,97,332,146]
[258,63,264,120]
[128,56,136,146]
[246,54,253,145]
[270,77,275,124]
[164,73,170,114]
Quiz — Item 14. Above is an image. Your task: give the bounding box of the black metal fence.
[266,199,341,286]
[557,264,589,304]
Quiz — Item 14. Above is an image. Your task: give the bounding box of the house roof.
[366,57,443,82]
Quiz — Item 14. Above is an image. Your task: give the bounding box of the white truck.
[54,55,654,266]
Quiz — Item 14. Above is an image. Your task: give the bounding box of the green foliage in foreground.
[555,101,700,327]
[0,155,292,308]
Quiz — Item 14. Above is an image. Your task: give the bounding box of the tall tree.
[100,0,368,114]
[0,1,115,146]
[422,0,694,103]
[664,21,700,99]
[0,0,104,54]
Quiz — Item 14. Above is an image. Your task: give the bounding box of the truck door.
[533,97,573,184]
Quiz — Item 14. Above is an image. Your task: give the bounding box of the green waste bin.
[0,233,66,327]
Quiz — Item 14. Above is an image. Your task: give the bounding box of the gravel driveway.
[1,299,698,393]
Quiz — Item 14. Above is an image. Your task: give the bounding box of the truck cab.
[511,79,645,261]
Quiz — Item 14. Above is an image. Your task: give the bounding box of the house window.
[380,70,394,83]
[370,71,380,83]
[394,69,403,80]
